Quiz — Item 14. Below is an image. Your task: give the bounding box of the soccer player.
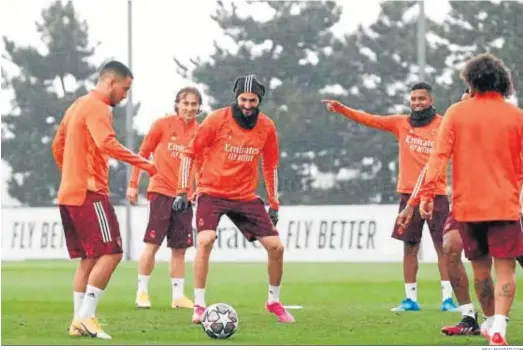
[322,83,458,312]
[127,87,202,309]
[419,53,523,346]
[397,88,488,336]
[173,74,295,324]
[52,61,157,339]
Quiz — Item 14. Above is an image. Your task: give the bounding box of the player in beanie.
[173,74,294,324]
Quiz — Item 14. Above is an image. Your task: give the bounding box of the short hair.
[99,60,134,80]
[411,82,432,93]
[460,53,513,98]
[174,87,203,113]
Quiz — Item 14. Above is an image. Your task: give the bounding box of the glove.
[268,208,279,226]
[172,193,189,212]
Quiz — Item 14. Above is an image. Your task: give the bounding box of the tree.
[175,0,356,205]
[174,0,522,206]
[433,1,523,107]
[1,0,141,206]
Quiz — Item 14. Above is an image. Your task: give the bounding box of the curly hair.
[174,87,203,113]
[460,53,513,98]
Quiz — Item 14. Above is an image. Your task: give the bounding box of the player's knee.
[197,231,216,250]
[444,244,462,264]
[198,237,214,250]
[442,240,458,261]
[75,261,93,284]
[267,241,284,258]
[102,252,123,267]
[471,256,492,280]
[442,236,452,256]
[443,230,462,254]
[114,252,123,263]
[172,248,186,259]
[493,257,517,274]
[146,242,160,253]
[142,243,160,257]
[404,242,419,256]
[494,273,515,296]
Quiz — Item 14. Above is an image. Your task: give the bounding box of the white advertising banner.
[2,205,439,262]
[130,204,406,263]
[2,207,69,261]
[1,207,128,261]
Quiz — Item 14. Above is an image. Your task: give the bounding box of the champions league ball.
[201,303,239,339]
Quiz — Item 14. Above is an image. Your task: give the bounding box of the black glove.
[172,193,189,212]
[268,208,279,226]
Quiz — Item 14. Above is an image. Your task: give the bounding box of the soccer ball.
[201,303,239,339]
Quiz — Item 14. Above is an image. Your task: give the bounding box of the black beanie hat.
[232,74,266,102]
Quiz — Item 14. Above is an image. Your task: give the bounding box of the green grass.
[2,261,522,345]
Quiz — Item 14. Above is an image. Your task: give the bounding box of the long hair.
[460,53,513,98]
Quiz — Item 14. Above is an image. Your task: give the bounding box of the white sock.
[194,288,206,307]
[73,292,85,320]
[78,285,104,319]
[441,280,453,301]
[268,285,280,303]
[138,274,151,293]
[458,303,475,318]
[481,315,495,335]
[172,278,184,300]
[405,283,417,302]
[490,314,508,338]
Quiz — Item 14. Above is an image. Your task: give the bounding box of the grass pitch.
[2,261,522,345]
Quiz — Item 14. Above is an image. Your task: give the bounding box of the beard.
[231,103,260,130]
[241,107,255,116]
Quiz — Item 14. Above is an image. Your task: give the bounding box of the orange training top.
[406,164,429,207]
[422,92,523,221]
[52,90,154,206]
[129,115,199,199]
[407,162,523,208]
[332,104,447,195]
[178,106,280,209]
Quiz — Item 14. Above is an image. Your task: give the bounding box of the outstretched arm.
[86,108,156,176]
[322,99,402,135]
